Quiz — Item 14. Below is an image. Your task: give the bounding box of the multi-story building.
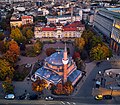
[46,15,81,24]
[10,15,33,27]
[21,16,33,25]
[111,19,120,54]
[10,20,22,27]
[34,21,85,38]
[93,8,120,54]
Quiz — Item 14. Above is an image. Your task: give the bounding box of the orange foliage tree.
[8,40,20,56]
[3,40,20,63]
[53,82,73,95]
[32,78,48,92]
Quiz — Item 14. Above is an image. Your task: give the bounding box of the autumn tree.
[90,44,112,61]
[46,48,56,56]
[3,40,20,63]
[0,58,14,80]
[53,82,73,95]
[33,40,43,54]
[54,83,64,95]
[74,37,85,50]
[90,35,103,48]
[8,40,20,56]
[72,52,80,60]
[32,78,48,92]
[2,77,14,93]
[63,82,73,95]
[26,29,34,39]
[10,27,26,43]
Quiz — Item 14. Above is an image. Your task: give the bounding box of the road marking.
[61,101,65,105]
[73,102,76,105]
[67,102,70,105]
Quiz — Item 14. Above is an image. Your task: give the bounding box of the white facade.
[47,15,80,24]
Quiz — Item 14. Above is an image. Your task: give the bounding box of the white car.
[45,96,54,101]
[25,63,32,68]
[5,94,15,100]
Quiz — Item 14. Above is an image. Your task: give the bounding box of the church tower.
[62,43,69,83]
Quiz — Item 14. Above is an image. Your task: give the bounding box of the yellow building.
[10,20,22,27]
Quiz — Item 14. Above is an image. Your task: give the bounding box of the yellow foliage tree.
[0,58,14,80]
[75,37,85,50]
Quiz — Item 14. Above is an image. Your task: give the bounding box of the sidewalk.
[72,62,96,96]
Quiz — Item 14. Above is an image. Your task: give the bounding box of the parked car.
[5,94,15,100]
[103,95,112,100]
[28,94,38,100]
[45,96,54,101]
[25,63,32,68]
[95,95,103,100]
[17,93,26,100]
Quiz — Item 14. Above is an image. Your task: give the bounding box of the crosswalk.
[61,101,76,105]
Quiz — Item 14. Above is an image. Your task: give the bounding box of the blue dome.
[46,51,68,66]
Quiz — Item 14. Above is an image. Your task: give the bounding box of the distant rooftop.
[98,8,120,19]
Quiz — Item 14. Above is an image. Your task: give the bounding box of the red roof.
[63,27,77,31]
[65,21,84,27]
[42,27,56,31]
[21,16,33,19]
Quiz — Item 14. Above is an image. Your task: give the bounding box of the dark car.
[17,94,26,100]
[28,94,38,100]
[103,95,112,100]
[45,96,54,101]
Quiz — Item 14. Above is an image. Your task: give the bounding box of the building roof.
[45,51,69,66]
[42,27,56,31]
[35,67,62,85]
[21,16,33,19]
[38,21,84,31]
[98,8,120,20]
[63,27,77,31]
[68,70,82,82]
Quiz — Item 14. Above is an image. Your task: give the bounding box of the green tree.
[2,77,14,93]
[0,41,9,53]
[90,35,103,48]
[0,58,14,80]
[90,44,111,61]
[0,32,4,41]
[81,29,95,44]
[33,40,43,54]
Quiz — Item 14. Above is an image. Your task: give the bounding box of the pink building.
[21,16,33,25]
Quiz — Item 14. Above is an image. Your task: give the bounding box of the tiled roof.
[65,21,84,27]
[63,27,77,31]
[42,27,56,31]
[21,16,33,19]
